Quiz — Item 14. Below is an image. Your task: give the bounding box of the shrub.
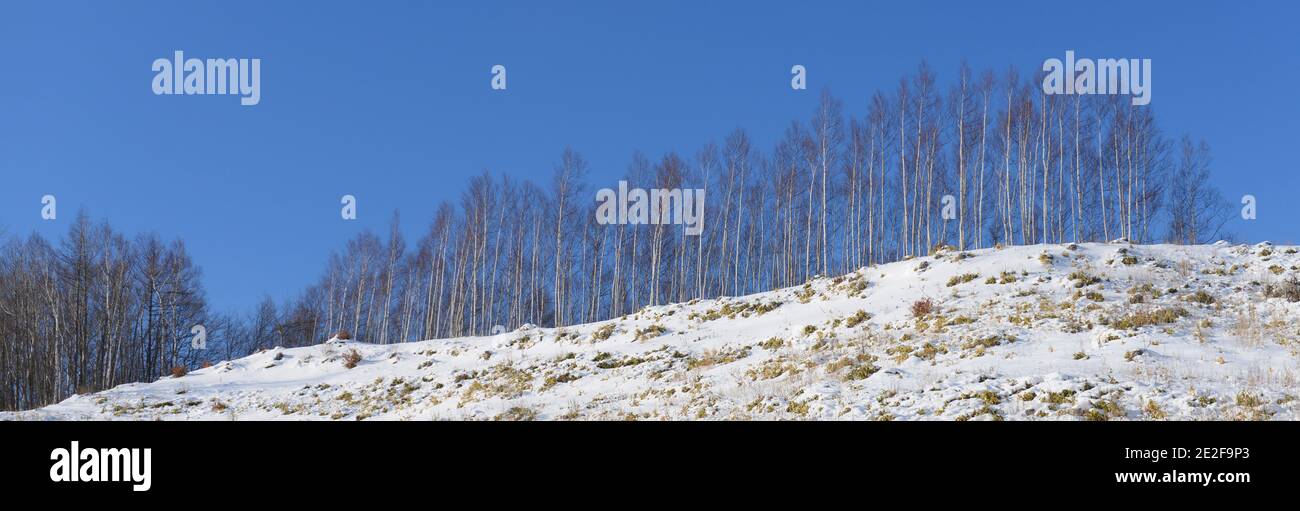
[910,298,934,318]
[685,347,750,370]
[634,324,668,341]
[597,355,646,369]
[1120,255,1139,266]
[1067,271,1101,288]
[843,361,881,381]
[795,285,817,303]
[962,334,1010,350]
[956,405,1003,421]
[759,337,785,350]
[1112,307,1188,330]
[844,310,871,328]
[839,277,869,296]
[693,300,783,321]
[1045,389,1076,404]
[1184,290,1215,305]
[335,330,353,340]
[170,366,188,378]
[1236,392,1264,408]
[342,348,363,369]
[1144,400,1167,419]
[946,273,980,287]
[494,406,539,421]
[1086,400,1124,421]
[1264,276,1300,302]
[542,372,578,389]
[916,342,945,360]
[974,390,1001,405]
[591,323,615,341]
[1129,282,1161,298]
[462,363,535,400]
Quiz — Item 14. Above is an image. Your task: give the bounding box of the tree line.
[267,61,1231,348]
[0,212,208,410]
[0,60,1234,410]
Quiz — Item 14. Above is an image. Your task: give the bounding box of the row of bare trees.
[0,212,209,410]
[256,61,1231,349]
[1,61,1233,410]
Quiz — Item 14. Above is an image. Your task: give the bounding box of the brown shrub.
[911,298,934,318]
[170,366,188,378]
[342,348,363,369]
[335,330,353,340]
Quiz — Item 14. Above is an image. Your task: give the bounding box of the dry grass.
[1111,307,1188,330]
[1265,276,1300,302]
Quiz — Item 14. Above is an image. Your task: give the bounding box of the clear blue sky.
[1,1,1296,314]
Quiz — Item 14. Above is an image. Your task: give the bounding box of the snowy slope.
[7,242,1300,421]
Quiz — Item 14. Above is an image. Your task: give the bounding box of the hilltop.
[8,242,1299,421]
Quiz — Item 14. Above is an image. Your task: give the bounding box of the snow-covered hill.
[7,242,1300,421]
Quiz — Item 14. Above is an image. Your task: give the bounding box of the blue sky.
[1,0,1296,314]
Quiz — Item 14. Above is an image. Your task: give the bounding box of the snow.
[6,242,1299,421]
